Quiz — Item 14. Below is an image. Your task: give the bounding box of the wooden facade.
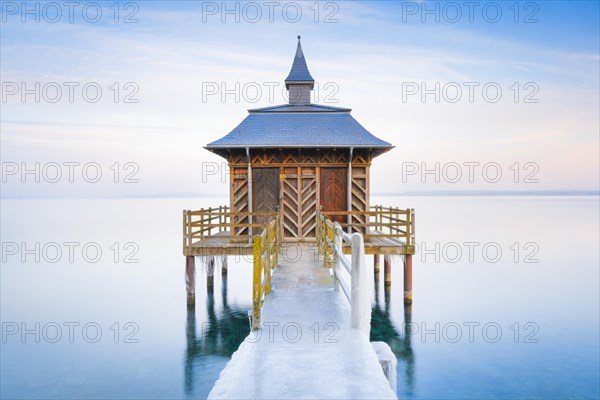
[227,148,371,241]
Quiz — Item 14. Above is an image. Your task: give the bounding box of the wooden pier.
[182,207,414,398]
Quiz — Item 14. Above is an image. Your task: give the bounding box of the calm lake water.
[1,196,599,399]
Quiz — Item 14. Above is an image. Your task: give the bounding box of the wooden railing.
[182,206,280,331]
[320,206,415,246]
[251,216,280,330]
[182,206,279,251]
[316,217,371,336]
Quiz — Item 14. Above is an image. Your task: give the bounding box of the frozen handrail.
[317,212,371,337]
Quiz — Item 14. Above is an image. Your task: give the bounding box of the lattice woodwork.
[229,151,246,165]
[319,150,347,165]
[282,152,299,165]
[352,149,371,165]
[351,166,369,234]
[251,151,281,165]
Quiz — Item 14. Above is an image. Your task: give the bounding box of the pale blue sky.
[1,1,598,197]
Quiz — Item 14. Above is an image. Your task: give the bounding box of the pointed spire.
[285,35,314,89]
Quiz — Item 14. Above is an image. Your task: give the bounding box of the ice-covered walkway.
[208,245,397,400]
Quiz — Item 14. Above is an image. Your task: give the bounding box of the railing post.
[265,226,271,294]
[324,222,333,268]
[252,235,261,330]
[411,208,416,247]
[199,208,204,237]
[218,205,222,232]
[350,232,371,337]
[186,210,192,248]
[183,210,188,252]
[332,222,342,292]
[272,220,279,269]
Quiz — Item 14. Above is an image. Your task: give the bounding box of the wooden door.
[320,167,347,224]
[252,168,279,225]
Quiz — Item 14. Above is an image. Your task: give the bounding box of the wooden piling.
[207,257,215,295]
[404,254,413,304]
[374,254,380,273]
[185,256,196,305]
[384,255,391,286]
[221,255,228,276]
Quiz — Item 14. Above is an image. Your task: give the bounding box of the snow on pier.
[208,244,397,400]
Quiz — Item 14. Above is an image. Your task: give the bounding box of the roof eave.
[284,79,315,90]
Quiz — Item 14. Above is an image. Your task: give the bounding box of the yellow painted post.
[316,214,320,256]
[265,227,271,295]
[252,235,262,330]
[252,236,262,330]
[324,222,332,268]
[271,220,278,269]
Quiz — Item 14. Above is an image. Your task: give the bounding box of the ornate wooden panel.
[300,167,317,237]
[252,168,279,225]
[282,167,299,239]
[230,166,249,235]
[320,167,347,224]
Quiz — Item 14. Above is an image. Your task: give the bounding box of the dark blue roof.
[205,37,394,159]
[206,104,393,155]
[285,36,314,86]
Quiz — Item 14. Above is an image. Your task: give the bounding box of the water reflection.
[371,269,415,395]
[184,266,250,394]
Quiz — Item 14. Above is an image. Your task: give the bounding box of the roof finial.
[298,35,301,40]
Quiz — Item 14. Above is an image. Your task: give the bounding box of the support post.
[384,255,392,286]
[207,257,215,295]
[404,254,413,304]
[185,256,196,305]
[374,254,380,273]
[221,255,228,276]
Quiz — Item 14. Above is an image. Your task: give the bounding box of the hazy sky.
[1,1,598,198]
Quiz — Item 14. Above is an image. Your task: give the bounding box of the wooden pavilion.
[205,36,394,240]
[182,37,415,305]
